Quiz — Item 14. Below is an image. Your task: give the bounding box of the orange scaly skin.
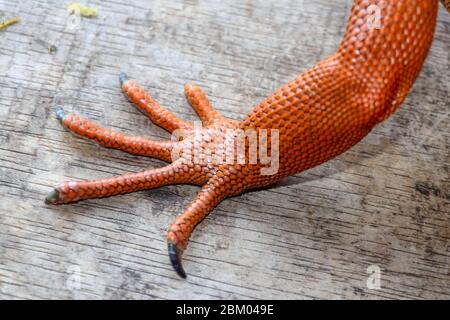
[46,0,442,278]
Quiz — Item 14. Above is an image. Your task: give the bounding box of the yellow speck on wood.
[67,3,98,18]
[0,17,20,31]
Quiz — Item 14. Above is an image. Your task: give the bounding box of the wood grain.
[0,0,448,299]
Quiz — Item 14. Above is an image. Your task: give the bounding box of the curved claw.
[45,188,60,204]
[166,181,227,278]
[55,106,66,122]
[168,242,187,279]
[119,72,129,86]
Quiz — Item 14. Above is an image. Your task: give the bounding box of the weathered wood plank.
[0,0,448,299]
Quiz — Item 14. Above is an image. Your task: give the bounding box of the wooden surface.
[0,0,449,300]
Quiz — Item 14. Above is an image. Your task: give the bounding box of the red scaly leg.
[56,108,175,162]
[45,161,207,205]
[120,73,193,133]
[166,178,229,278]
[184,83,227,126]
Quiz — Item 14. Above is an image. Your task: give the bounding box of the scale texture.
[46,0,440,277]
[0,0,449,298]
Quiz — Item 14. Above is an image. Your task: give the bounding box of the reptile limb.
[47,0,441,278]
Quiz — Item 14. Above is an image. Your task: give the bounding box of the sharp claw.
[168,242,187,279]
[119,72,129,86]
[55,107,66,122]
[45,188,60,205]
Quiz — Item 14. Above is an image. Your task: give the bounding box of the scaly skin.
[46,0,443,278]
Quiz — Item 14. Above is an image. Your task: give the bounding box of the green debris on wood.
[0,17,20,31]
[67,3,98,18]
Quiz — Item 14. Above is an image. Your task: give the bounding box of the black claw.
[168,242,187,279]
[119,72,129,86]
[55,107,66,122]
[45,189,60,205]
